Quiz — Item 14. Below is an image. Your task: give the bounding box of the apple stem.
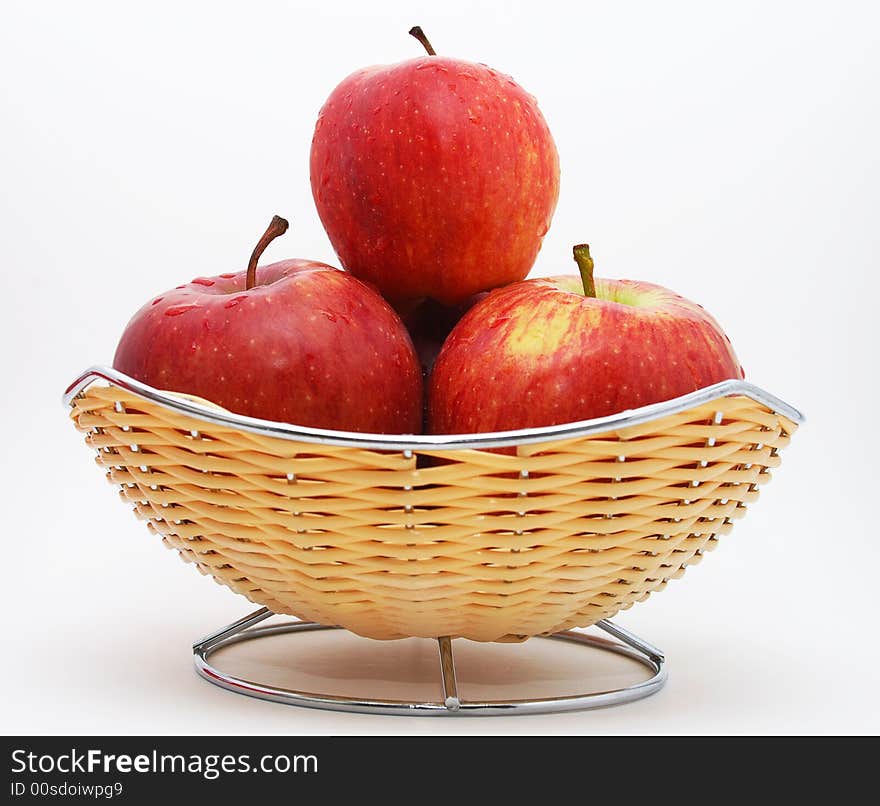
[409,26,437,55]
[573,244,596,298]
[246,216,289,290]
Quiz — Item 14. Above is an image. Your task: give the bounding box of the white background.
[1,0,878,735]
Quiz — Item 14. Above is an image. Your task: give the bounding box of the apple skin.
[310,55,560,305]
[428,275,744,434]
[113,260,423,433]
[397,293,488,380]
[396,294,487,432]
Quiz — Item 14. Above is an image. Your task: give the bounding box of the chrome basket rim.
[63,365,804,451]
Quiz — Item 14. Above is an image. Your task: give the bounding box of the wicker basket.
[65,366,801,643]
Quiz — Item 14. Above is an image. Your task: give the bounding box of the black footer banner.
[1,736,871,800]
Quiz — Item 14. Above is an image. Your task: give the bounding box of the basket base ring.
[192,608,667,716]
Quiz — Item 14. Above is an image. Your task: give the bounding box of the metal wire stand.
[193,608,667,716]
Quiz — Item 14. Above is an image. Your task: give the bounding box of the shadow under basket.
[64,366,802,715]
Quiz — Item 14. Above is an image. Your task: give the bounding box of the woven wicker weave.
[68,379,797,642]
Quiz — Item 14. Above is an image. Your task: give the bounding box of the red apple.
[428,244,744,434]
[310,26,560,306]
[113,216,423,433]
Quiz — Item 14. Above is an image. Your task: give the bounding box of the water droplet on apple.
[151,297,164,306]
[191,277,215,287]
[415,62,431,71]
[164,303,199,317]
[223,295,248,309]
[320,310,337,322]
[219,272,236,279]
